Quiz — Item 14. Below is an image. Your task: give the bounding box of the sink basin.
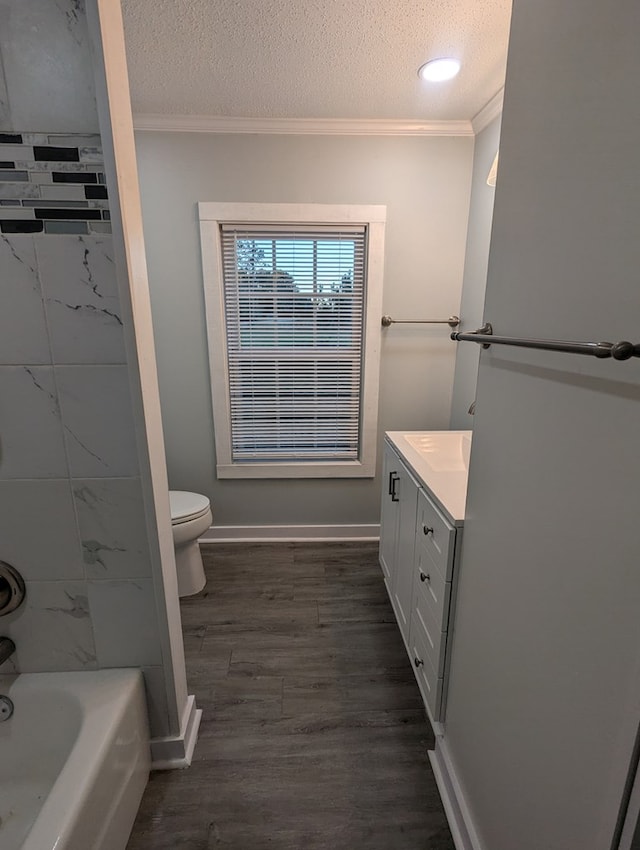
[386,430,472,523]
[404,432,472,472]
[386,430,472,522]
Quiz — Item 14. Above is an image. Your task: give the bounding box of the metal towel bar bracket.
[382,315,460,328]
[451,323,640,361]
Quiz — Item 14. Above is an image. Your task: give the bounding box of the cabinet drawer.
[415,548,451,630]
[417,489,456,580]
[412,579,447,674]
[408,619,442,720]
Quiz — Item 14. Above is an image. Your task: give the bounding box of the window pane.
[221,226,367,463]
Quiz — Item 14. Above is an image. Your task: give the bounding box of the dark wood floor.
[127,542,455,850]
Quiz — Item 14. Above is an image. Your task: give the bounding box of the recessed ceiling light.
[418,58,461,82]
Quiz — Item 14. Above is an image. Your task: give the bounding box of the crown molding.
[133,113,475,137]
[471,89,504,134]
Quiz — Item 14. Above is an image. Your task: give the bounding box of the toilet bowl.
[169,491,212,597]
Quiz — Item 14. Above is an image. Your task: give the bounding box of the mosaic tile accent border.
[0,132,111,235]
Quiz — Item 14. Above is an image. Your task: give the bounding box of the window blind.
[219,223,367,462]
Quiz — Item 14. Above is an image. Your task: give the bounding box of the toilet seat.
[170,491,211,525]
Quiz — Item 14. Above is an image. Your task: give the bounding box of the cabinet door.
[408,612,443,722]
[379,442,401,587]
[416,488,456,580]
[392,460,419,645]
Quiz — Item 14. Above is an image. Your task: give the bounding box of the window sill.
[216,460,375,479]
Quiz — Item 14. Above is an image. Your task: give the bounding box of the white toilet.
[169,491,212,597]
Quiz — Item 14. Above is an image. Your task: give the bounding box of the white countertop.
[385,430,472,525]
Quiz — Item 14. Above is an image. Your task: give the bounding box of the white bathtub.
[0,669,150,850]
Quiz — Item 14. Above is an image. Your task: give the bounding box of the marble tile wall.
[0,0,99,134]
[0,0,173,739]
[0,231,170,737]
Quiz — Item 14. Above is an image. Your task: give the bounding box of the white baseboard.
[429,737,484,850]
[150,694,202,770]
[199,524,380,543]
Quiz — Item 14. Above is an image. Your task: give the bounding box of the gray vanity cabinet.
[379,443,400,587]
[379,442,419,646]
[379,438,462,724]
[407,490,458,720]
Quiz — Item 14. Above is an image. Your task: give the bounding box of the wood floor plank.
[225,621,411,679]
[201,597,319,628]
[293,541,381,573]
[282,670,424,716]
[182,649,232,694]
[206,674,284,721]
[127,542,454,850]
[293,572,389,603]
[317,596,398,624]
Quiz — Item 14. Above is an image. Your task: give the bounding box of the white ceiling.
[121,0,512,122]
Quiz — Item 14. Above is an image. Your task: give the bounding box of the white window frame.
[198,202,386,479]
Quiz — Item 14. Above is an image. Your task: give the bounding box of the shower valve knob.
[0,695,14,721]
[0,562,26,616]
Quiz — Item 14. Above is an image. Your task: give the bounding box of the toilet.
[169,491,212,597]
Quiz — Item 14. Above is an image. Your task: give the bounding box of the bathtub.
[0,669,150,850]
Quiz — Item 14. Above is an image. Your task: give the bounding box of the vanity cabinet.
[379,437,462,724]
[379,443,400,586]
[379,442,419,645]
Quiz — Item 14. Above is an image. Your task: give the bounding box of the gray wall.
[449,115,501,429]
[135,132,473,526]
[0,0,176,740]
[444,1,640,848]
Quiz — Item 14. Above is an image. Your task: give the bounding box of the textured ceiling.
[121,0,512,121]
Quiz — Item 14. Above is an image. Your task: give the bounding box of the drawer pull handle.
[414,656,424,668]
[390,473,400,502]
[419,571,430,583]
[423,525,434,536]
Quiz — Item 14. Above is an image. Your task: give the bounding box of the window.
[199,203,386,478]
